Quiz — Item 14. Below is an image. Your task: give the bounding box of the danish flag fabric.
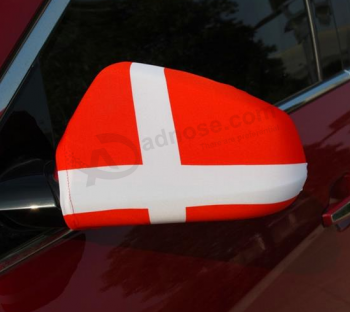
[56,62,307,230]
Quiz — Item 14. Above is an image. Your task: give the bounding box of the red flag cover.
[56,62,307,230]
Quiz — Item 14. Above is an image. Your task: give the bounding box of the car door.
[1,0,350,312]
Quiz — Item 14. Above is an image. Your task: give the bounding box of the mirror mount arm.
[0,159,66,228]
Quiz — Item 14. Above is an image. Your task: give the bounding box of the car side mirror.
[55,62,307,230]
[0,159,65,228]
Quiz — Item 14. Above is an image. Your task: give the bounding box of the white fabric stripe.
[60,170,74,216]
[130,63,185,222]
[59,163,307,224]
[130,63,181,165]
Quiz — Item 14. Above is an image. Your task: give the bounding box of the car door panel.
[1,0,350,311]
[1,82,350,312]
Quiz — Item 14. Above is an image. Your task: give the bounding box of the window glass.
[40,0,318,143]
[311,0,343,78]
[331,0,350,68]
[0,0,320,258]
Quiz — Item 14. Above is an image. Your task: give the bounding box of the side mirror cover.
[56,62,307,230]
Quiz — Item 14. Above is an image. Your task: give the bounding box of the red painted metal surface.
[0,0,45,74]
[0,81,350,311]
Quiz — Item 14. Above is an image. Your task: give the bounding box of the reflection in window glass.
[312,0,343,78]
[236,0,318,95]
[40,0,318,143]
[331,0,350,68]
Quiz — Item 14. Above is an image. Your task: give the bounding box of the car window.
[331,0,350,68]
[0,0,319,260]
[39,0,319,144]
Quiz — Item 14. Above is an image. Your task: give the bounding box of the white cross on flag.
[56,62,307,230]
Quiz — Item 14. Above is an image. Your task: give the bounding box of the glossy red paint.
[1,81,350,311]
[0,0,46,74]
[0,235,85,312]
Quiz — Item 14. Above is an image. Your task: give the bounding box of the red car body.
[0,0,45,73]
[1,1,350,312]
